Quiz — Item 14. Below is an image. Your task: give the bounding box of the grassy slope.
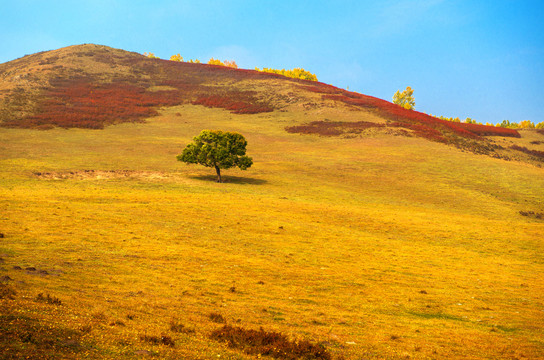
[1,102,543,359]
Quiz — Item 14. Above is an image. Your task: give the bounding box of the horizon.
[1,0,542,125]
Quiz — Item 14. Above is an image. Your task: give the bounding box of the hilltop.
[0,45,543,359]
[1,44,542,164]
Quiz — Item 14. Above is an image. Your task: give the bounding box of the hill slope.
[0,45,543,359]
[1,44,542,164]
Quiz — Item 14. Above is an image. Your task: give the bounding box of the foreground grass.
[1,105,543,359]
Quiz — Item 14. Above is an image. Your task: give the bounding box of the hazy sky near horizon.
[1,0,542,124]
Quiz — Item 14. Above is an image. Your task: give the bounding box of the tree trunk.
[215,165,222,183]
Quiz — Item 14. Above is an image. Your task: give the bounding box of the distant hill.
[0,44,542,163]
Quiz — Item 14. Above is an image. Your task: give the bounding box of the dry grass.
[0,101,543,359]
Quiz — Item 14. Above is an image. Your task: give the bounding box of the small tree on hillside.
[393,86,415,110]
[170,53,183,62]
[224,60,238,69]
[177,130,253,182]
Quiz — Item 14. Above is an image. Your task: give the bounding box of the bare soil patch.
[33,169,170,180]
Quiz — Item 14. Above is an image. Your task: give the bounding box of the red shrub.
[456,123,520,137]
[5,79,185,129]
[302,84,522,144]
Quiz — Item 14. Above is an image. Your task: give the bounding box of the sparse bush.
[0,284,17,299]
[210,325,332,360]
[140,334,175,347]
[109,320,126,327]
[510,145,544,160]
[36,293,62,305]
[519,210,543,219]
[209,312,226,323]
[170,321,195,334]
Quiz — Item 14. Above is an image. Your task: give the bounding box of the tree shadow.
[189,174,267,185]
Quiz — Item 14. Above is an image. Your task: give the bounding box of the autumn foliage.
[256,67,318,81]
[2,51,286,129]
[302,85,521,142]
[208,58,238,68]
[0,45,529,140]
[3,79,184,129]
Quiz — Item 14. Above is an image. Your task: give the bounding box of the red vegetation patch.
[3,79,184,129]
[1,50,288,129]
[510,145,544,160]
[537,129,544,136]
[192,93,273,114]
[286,120,384,136]
[210,325,332,360]
[455,123,520,137]
[300,84,521,143]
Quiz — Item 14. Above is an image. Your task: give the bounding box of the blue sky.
[1,0,542,124]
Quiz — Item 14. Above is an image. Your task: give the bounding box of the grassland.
[1,101,543,359]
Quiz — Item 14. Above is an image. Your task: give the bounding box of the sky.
[1,0,543,124]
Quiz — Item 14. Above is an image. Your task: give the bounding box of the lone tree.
[177,130,253,182]
[393,86,415,110]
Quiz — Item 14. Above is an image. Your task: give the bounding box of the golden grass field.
[1,103,544,359]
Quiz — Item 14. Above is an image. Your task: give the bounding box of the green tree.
[393,86,415,110]
[499,120,518,128]
[177,130,253,182]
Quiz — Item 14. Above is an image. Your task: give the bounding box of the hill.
[1,44,542,164]
[0,45,543,359]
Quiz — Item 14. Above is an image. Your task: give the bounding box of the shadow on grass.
[190,175,267,185]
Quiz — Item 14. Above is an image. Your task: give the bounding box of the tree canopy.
[170,53,183,62]
[208,58,238,68]
[177,130,253,182]
[393,86,415,110]
[143,52,158,59]
[255,67,318,81]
